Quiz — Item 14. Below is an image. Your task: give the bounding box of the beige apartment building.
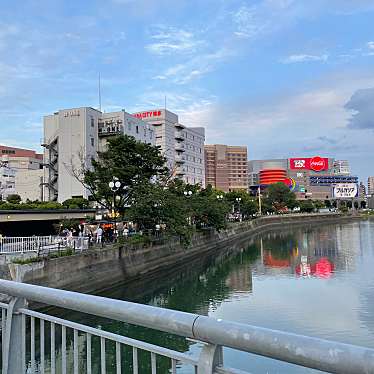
[368,176,374,196]
[204,145,248,192]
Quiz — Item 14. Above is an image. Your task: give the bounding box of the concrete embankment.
[4,214,362,294]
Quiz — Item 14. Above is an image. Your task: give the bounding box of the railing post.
[2,296,27,374]
[197,343,223,374]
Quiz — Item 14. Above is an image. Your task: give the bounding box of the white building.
[133,109,205,186]
[43,107,155,202]
[333,160,350,176]
[15,169,44,202]
[368,176,374,196]
[0,164,15,200]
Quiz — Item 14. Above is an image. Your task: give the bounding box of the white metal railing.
[0,280,374,373]
[0,236,89,254]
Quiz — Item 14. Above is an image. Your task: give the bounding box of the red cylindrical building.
[259,169,287,185]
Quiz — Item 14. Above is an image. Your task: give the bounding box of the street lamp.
[109,178,122,239]
[184,190,193,197]
[216,194,224,201]
[235,197,242,222]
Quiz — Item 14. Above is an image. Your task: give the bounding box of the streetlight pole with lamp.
[109,178,122,241]
[235,197,242,221]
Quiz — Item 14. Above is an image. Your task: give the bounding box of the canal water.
[39,220,374,373]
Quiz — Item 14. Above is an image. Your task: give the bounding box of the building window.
[90,117,95,127]
[90,138,95,147]
[136,126,139,134]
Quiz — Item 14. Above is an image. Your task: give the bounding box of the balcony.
[175,143,185,152]
[175,155,185,164]
[175,123,185,129]
[175,131,184,141]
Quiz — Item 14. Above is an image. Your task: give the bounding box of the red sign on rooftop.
[133,110,162,119]
[289,156,328,172]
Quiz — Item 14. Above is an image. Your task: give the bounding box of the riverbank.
[4,213,363,295]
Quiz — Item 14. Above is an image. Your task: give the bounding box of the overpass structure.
[0,209,95,223]
[0,280,373,373]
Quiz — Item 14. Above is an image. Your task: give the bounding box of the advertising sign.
[289,156,329,172]
[333,183,358,198]
[133,110,162,119]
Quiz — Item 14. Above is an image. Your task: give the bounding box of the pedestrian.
[96,225,103,244]
[123,227,129,239]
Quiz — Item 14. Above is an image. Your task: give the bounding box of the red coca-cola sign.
[289,157,328,171]
[310,156,326,172]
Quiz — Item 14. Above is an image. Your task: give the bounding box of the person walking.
[96,225,103,244]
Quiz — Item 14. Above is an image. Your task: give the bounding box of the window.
[136,126,139,134]
[90,137,95,147]
[90,117,95,127]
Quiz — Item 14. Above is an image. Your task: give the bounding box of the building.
[368,176,374,196]
[0,145,43,201]
[204,145,248,192]
[248,159,288,187]
[133,109,205,186]
[333,160,350,175]
[43,107,155,203]
[359,182,366,198]
[248,156,360,201]
[15,169,44,202]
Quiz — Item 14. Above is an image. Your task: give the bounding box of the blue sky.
[1,0,374,181]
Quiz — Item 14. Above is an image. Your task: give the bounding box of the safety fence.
[0,236,89,254]
[0,280,373,373]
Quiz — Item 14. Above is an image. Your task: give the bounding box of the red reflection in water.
[263,252,290,268]
[295,257,334,279]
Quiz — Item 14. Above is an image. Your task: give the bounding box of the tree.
[264,183,297,212]
[6,194,21,204]
[226,190,257,219]
[82,135,168,213]
[313,200,325,210]
[62,197,90,209]
[299,200,314,213]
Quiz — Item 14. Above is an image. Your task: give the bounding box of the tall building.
[359,181,366,198]
[133,109,205,186]
[333,160,350,175]
[43,107,155,202]
[204,145,248,192]
[0,145,43,201]
[368,176,374,196]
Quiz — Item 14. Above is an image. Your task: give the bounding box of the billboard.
[333,183,358,198]
[289,156,329,172]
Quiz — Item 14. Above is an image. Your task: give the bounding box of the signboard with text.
[289,156,329,172]
[133,110,162,119]
[333,183,358,198]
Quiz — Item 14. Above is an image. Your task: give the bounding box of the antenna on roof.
[98,73,102,112]
[164,95,167,112]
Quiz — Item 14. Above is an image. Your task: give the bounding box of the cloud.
[345,88,374,130]
[281,54,329,64]
[146,26,203,55]
[153,48,232,84]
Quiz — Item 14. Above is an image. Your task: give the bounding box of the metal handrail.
[0,280,373,373]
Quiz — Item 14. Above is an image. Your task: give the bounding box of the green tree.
[6,194,21,204]
[264,183,297,212]
[62,197,90,209]
[313,200,325,210]
[299,199,314,213]
[226,190,258,219]
[82,135,168,213]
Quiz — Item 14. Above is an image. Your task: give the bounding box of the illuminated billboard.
[289,156,329,172]
[333,183,358,198]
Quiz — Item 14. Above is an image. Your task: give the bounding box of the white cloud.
[281,54,329,64]
[146,26,203,55]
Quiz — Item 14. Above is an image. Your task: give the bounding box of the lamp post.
[109,178,122,240]
[216,194,224,201]
[184,190,193,197]
[258,186,262,216]
[235,197,242,222]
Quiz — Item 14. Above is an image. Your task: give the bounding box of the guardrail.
[0,280,373,373]
[0,236,89,254]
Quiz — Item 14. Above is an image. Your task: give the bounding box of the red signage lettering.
[133,110,162,119]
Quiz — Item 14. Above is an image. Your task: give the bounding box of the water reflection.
[41,220,374,374]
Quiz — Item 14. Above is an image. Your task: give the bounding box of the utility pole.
[258,186,262,215]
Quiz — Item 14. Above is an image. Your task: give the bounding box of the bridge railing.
[0,236,89,254]
[0,280,373,373]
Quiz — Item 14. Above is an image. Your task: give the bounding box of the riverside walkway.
[0,280,373,373]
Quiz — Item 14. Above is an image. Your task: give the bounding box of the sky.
[0,0,374,181]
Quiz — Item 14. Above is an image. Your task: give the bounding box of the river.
[41,219,374,373]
